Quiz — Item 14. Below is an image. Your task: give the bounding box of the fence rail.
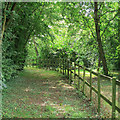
[26,58,120,118]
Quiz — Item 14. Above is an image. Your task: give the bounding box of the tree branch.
[1,3,7,40]
[100,10,117,17]
[98,2,104,10]
[16,3,26,13]
[82,16,96,39]
[5,3,17,29]
[10,3,16,11]
[101,12,118,37]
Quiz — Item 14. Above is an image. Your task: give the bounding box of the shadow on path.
[2,68,98,118]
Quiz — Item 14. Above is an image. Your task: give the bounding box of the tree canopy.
[1,2,120,81]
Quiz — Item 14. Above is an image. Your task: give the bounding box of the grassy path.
[3,68,98,118]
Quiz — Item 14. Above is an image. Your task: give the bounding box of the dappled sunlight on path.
[2,68,98,118]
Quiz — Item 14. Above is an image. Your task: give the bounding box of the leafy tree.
[2,2,119,81]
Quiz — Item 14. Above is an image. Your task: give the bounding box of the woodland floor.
[2,67,101,118]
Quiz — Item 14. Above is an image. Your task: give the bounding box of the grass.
[2,67,100,118]
[64,68,120,118]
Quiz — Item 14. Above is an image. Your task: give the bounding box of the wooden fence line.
[27,58,120,118]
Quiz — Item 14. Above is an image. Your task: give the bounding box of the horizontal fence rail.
[26,58,120,118]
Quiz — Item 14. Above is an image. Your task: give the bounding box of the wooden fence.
[27,58,120,118]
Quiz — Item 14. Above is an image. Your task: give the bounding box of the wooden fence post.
[56,58,58,71]
[43,59,44,68]
[53,59,54,70]
[53,60,54,70]
[51,59,52,70]
[65,59,66,75]
[36,58,37,68]
[74,61,76,79]
[30,60,32,67]
[67,60,69,79]
[47,59,48,70]
[49,59,50,70]
[118,75,120,119]
[42,59,45,68]
[46,59,47,69]
[59,58,61,73]
[49,59,51,70]
[57,58,59,71]
[45,59,47,70]
[83,66,85,94]
[69,60,72,85]
[54,59,56,71]
[90,68,92,101]
[112,77,116,119]
[58,58,60,72]
[53,59,55,70]
[44,59,45,69]
[98,72,100,115]
[38,59,40,68]
[78,61,80,90]
[63,59,64,75]
[41,59,43,68]
[36,58,39,68]
[42,59,44,68]
[40,59,42,68]
[35,59,36,68]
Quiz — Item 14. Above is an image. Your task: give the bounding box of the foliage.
[2,2,54,81]
[2,2,120,81]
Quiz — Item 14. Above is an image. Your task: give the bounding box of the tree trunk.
[1,3,7,40]
[118,1,120,70]
[94,2,108,75]
[97,57,101,72]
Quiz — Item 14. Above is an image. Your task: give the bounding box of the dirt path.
[3,68,98,118]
